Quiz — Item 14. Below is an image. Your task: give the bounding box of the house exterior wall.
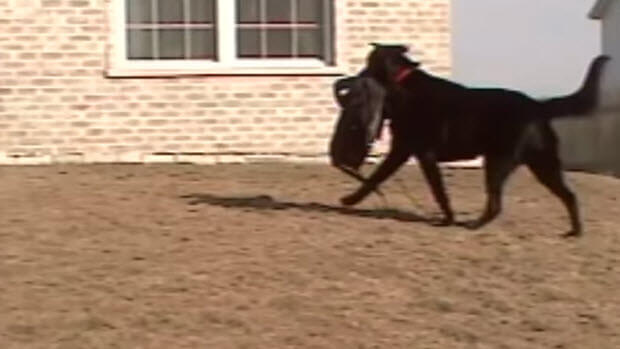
[601,0,620,108]
[0,0,451,164]
[596,0,620,175]
[556,0,620,176]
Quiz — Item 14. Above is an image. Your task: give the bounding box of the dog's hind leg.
[466,156,518,230]
[525,152,582,237]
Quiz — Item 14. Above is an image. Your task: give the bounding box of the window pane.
[297,28,320,57]
[297,0,320,23]
[127,0,152,24]
[238,29,261,57]
[158,29,185,59]
[157,0,184,24]
[190,0,215,23]
[237,0,260,23]
[266,29,292,57]
[266,0,291,23]
[189,29,215,59]
[127,29,154,59]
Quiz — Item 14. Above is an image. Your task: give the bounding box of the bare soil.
[1,163,620,349]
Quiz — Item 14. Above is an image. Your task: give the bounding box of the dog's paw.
[562,230,582,238]
[340,193,361,206]
[463,220,483,230]
[429,216,454,227]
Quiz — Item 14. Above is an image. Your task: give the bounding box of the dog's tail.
[541,55,610,119]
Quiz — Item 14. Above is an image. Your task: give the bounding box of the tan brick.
[144,153,176,164]
[216,155,247,164]
[176,154,217,165]
[0,0,451,165]
[84,152,117,163]
[117,151,142,163]
[53,153,84,164]
[14,155,53,165]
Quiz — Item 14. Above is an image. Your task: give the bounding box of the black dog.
[330,44,609,237]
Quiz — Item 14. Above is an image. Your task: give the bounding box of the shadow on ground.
[180,193,430,223]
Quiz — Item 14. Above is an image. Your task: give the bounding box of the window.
[126,0,217,60]
[110,0,336,75]
[236,0,330,60]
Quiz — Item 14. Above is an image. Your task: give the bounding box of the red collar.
[394,67,414,84]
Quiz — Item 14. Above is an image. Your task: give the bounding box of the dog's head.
[329,76,386,170]
[363,43,420,84]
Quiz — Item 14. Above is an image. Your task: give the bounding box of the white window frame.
[107,0,340,77]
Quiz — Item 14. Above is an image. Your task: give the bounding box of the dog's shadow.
[180,193,431,223]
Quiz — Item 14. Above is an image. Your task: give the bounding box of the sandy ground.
[1,163,620,349]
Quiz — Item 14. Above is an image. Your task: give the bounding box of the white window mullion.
[217,0,236,64]
[151,0,159,59]
[291,0,298,58]
[260,0,267,58]
[184,0,191,59]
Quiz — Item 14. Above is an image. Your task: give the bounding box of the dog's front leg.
[418,152,455,226]
[341,147,410,206]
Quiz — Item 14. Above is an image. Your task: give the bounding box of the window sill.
[105,66,345,78]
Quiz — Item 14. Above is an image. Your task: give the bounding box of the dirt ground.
[1,163,620,349]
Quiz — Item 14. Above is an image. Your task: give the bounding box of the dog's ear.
[369,42,408,54]
[403,55,421,68]
[395,45,408,54]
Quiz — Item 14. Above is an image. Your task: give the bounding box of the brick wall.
[0,0,451,164]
